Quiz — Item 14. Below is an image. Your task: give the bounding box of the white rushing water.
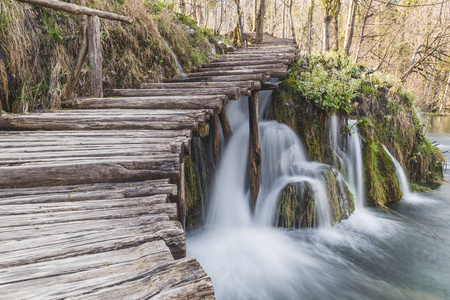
[329,115,365,207]
[187,109,450,300]
[161,37,187,78]
[346,120,365,207]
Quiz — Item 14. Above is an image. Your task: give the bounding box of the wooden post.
[88,15,103,98]
[63,0,88,101]
[249,90,262,208]
[212,112,221,165]
[219,108,233,145]
[178,159,186,230]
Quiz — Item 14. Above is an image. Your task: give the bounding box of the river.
[187,104,450,299]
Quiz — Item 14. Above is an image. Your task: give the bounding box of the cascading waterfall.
[329,115,365,207]
[206,90,333,229]
[382,145,414,200]
[187,97,450,300]
[161,37,187,78]
[346,120,365,207]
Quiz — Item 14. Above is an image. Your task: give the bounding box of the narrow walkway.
[0,36,296,299]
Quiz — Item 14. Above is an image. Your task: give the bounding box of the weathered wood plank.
[67,95,225,110]
[104,88,239,100]
[0,241,172,286]
[187,68,287,78]
[203,59,291,68]
[0,109,213,131]
[0,154,180,188]
[0,220,185,267]
[140,81,255,91]
[198,63,286,71]
[1,256,213,300]
[0,180,177,203]
[164,73,267,83]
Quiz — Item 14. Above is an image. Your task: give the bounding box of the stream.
[187,93,450,299]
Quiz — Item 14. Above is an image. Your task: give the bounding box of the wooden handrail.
[16,0,133,23]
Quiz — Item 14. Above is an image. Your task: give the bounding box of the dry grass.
[0,0,219,113]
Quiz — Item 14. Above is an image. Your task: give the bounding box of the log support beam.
[219,108,232,145]
[248,91,262,209]
[88,15,103,98]
[212,112,221,165]
[177,158,186,230]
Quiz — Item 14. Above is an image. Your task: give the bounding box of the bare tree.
[256,0,267,43]
[343,0,357,55]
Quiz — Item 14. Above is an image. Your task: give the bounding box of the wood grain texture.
[0,36,298,299]
[104,88,239,100]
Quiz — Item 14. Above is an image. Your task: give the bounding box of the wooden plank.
[88,15,103,98]
[0,220,185,267]
[0,241,173,286]
[104,88,239,100]
[140,81,255,91]
[68,95,225,110]
[0,201,177,229]
[164,73,267,83]
[203,59,291,67]
[1,256,213,300]
[0,154,180,188]
[0,109,213,131]
[16,0,133,23]
[187,68,287,78]
[198,63,286,71]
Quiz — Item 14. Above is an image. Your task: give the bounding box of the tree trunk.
[333,0,340,51]
[236,0,245,47]
[306,0,315,53]
[180,0,186,14]
[289,0,296,42]
[282,3,286,39]
[322,16,331,53]
[88,15,103,98]
[343,0,357,55]
[248,91,261,209]
[253,0,257,31]
[255,0,266,43]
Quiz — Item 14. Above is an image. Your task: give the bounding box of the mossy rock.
[276,165,355,228]
[277,181,315,228]
[185,136,214,229]
[358,119,403,206]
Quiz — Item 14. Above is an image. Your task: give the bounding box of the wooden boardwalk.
[0,36,296,299]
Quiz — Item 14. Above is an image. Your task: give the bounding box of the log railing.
[16,0,133,99]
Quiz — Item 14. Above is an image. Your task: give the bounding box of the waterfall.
[161,37,187,78]
[346,120,365,207]
[329,115,365,207]
[209,43,217,56]
[206,90,333,230]
[382,145,412,198]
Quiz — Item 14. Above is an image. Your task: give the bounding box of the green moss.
[276,166,355,228]
[410,183,432,193]
[184,156,202,228]
[358,119,403,206]
[277,182,316,228]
